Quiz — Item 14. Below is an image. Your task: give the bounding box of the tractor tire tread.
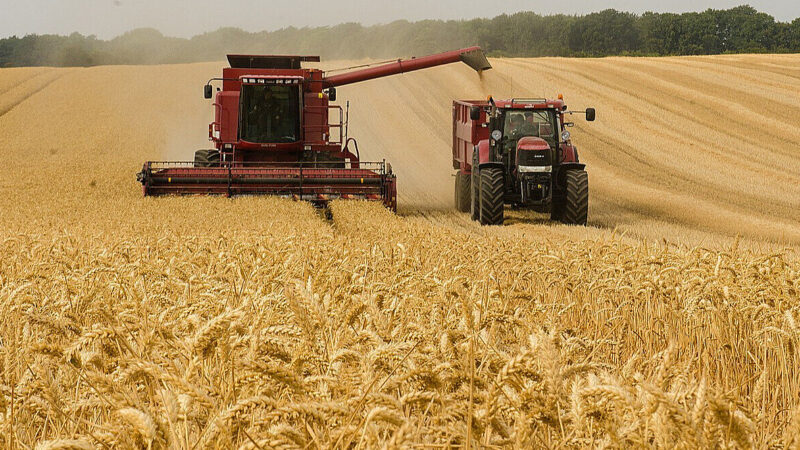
[561,170,588,225]
[479,167,504,225]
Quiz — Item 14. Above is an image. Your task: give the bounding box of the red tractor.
[137,48,491,211]
[452,97,595,225]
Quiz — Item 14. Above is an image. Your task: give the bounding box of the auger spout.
[324,46,491,88]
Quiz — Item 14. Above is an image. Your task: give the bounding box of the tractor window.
[240,84,301,143]
[503,110,555,141]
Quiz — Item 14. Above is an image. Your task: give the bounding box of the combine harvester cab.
[137,48,491,211]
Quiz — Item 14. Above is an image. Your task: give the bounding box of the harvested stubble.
[0,199,799,448]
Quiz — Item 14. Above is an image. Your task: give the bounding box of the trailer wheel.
[470,169,479,220]
[560,170,588,225]
[479,167,504,225]
[194,149,220,167]
[454,172,471,212]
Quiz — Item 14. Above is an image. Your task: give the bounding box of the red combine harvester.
[452,96,595,225]
[137,47,491,211]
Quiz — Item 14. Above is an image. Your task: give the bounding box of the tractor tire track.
[527,58,800,155]
[0,71,70,119]
[0,69,54,95]
[577,126,800,222]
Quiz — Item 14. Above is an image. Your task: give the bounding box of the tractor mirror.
[469,106,481,121]
[204,84,213,99]
[327,87,337,101]
[586,108,596,121]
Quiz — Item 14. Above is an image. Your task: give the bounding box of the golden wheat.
[2,54,800,448]
[0,198,796,447]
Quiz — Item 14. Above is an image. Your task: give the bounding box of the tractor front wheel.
[454,172,471,212]
[560,170,588,225]
[194,149,220,167]
[479,167,504,225]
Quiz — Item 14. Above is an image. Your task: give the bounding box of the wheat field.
[1,55,800,448]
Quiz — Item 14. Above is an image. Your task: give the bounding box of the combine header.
[137,47,491,210]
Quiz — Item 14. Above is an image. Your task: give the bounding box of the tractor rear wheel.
[479,167,504,225]
[560,170,588,225]
[194,149,220,167]
[454,172,471,212]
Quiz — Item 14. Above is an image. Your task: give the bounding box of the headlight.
[518,166,552,173]
[491,130,502,141]
[561,130,571,141]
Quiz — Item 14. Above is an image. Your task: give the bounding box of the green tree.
[568,9,641,56]
[0,6,797,67]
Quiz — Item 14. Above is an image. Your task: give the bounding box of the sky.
[1,0,798,40]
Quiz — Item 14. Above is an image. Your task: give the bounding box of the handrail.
[302,104,344,145]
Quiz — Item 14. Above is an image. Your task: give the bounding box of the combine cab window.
[240,84,301,143]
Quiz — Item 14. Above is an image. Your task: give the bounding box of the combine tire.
[479,167,504,225]
[194,149,220,167]
[454,172,471,212]
[560,170,588,225]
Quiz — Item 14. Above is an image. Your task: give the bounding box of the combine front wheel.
[479,167,504,225]
[454,172,471,212]
[194,149,220,167]
[561,170,588,225]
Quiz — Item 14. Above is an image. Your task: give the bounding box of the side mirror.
[585,108,596,122]
[327,87,336,101]
[469,106,481,121]
[204,84,213,99]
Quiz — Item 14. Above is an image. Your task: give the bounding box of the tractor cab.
[498,108,559,169]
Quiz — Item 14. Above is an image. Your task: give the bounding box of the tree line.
[1,5,798,67]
